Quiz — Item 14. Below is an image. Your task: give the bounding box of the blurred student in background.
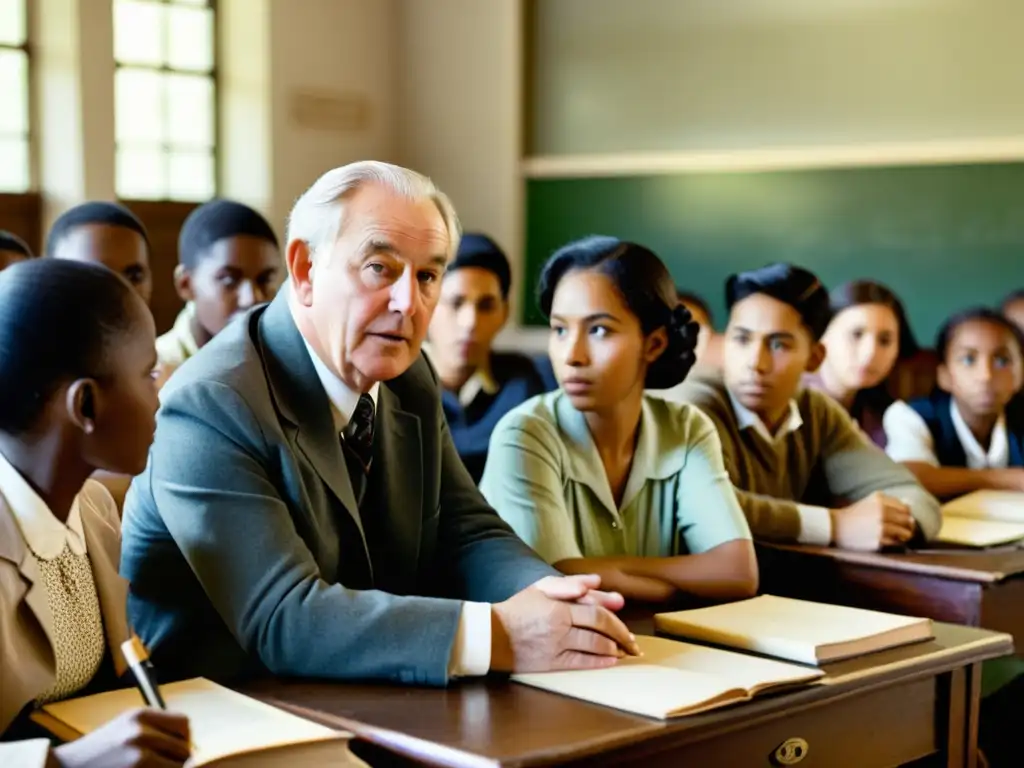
[806,280,918,448]
[674,263,940,551]
[1003,289,1024,336]
[0,230,33,270]
[156,200,281,385]
[481,237,756,604]
[426,234,546,482]
[883,308,1024,498]
[46,202,153,306]
[0,260,189,768]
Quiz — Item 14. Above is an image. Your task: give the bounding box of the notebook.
[939,491,1024,546]
[935,514,1024,548]
[511,635,823,719]
[32,678,364,768]
[655,595,932,665]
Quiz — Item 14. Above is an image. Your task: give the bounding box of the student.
[0,260,189,768]
[673,263,940,550]
[425,233,546,481]
[156,200,281,382]
[1003,289,1024,335]
[806,280,918,448]
[882,308,1024,498]
[0,229,33,270]
[480,237,757,604]
[46,202,153,305]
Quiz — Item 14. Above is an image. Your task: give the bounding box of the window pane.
[0,0,25,46]
[117,147,166,199]
[166,73,214,148]
[114,0,164,66]
[167,5,213,72]
[116,68,164,143]
[168,151,214,201]
[0,49,27,135]
[0,137,29,192]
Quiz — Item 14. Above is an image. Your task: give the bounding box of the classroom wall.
[531,0,1024,156]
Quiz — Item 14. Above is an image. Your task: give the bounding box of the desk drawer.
[615,677,937,768]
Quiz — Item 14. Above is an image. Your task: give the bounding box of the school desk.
[244,621,1010,768]
[758,543,1024,653]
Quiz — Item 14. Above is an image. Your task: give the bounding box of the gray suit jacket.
[121,293,556,686]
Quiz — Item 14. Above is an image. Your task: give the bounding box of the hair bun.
[647,303,699,390]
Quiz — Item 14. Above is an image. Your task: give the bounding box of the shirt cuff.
[448,601,492,678]
[796,504,832,546]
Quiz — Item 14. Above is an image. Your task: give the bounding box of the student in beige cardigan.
[671,264,940,550]
[0,260,189,767]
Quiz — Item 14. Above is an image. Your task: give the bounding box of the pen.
[121,636,166,710]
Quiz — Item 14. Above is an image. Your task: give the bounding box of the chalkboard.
[523,163,1024,342]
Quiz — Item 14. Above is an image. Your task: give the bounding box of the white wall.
[396,0,525,319]
[531,0,1024,156]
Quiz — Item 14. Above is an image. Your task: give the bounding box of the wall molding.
[521,137,1024,178]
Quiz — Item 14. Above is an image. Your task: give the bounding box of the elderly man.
[121,162,636,686]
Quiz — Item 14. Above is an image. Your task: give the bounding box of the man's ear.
[936,363,952,393]
[805,341,827,374]
[645,327,669,364]
[287,240,314,306]
[173,264,193,302]
[65,379,98,435]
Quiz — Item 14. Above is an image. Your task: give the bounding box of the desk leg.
[942,664,982,768]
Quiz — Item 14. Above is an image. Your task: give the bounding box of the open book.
[512,635,823,719]
[938,491,1024,546]
[32,678,364,768]
[655,595,932,665]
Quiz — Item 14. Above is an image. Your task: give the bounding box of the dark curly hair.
[726,262,831,341]
[536,236,699,389]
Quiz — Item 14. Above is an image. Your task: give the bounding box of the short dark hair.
[45,201,150,258]
[178,199,279,271]
[0,230,33,259]
[447,233,511,299]
[936,307,1024,362]
[1002,289,1024,312]
[537,236,699,389]
[0,259,143,434]
[675,289,713,326]
[828,280,919,359]
[726,263,831,341]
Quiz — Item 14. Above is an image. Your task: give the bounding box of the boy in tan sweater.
[672,263,940,550]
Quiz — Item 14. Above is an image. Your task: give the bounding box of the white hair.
[285,160,462,261]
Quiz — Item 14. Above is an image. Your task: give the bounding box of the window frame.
[113,0,220,203]
[0,0,32,193]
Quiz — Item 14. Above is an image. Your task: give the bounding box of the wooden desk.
[758,543,1024,651]
[245,623,1010,768]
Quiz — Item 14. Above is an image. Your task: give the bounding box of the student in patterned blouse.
[0,260,190,768]
[481,236,757,604]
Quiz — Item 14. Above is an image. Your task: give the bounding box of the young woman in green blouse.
[480,237,757,604]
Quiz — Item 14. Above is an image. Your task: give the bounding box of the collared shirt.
[883,399,1010,468]
[301,339,489,677]
[155,302,201,370]
[0,449,87,560]
[727,391,833,546]
[421,341,500,407]
[480,390,751,562]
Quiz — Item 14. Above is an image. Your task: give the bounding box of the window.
[114,0,216,201]
[0,0,29,192]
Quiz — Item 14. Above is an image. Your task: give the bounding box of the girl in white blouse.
[0,259,190,768]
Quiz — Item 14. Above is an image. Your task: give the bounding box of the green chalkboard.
[524,163,1024,342]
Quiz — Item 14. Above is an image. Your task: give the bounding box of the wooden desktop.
[244,620,1010,767]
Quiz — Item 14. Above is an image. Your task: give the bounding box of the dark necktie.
[342,394,376,477]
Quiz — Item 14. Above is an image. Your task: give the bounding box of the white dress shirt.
[303,340,491,676]
[883,399,1010,469]
[727,392,833,546]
